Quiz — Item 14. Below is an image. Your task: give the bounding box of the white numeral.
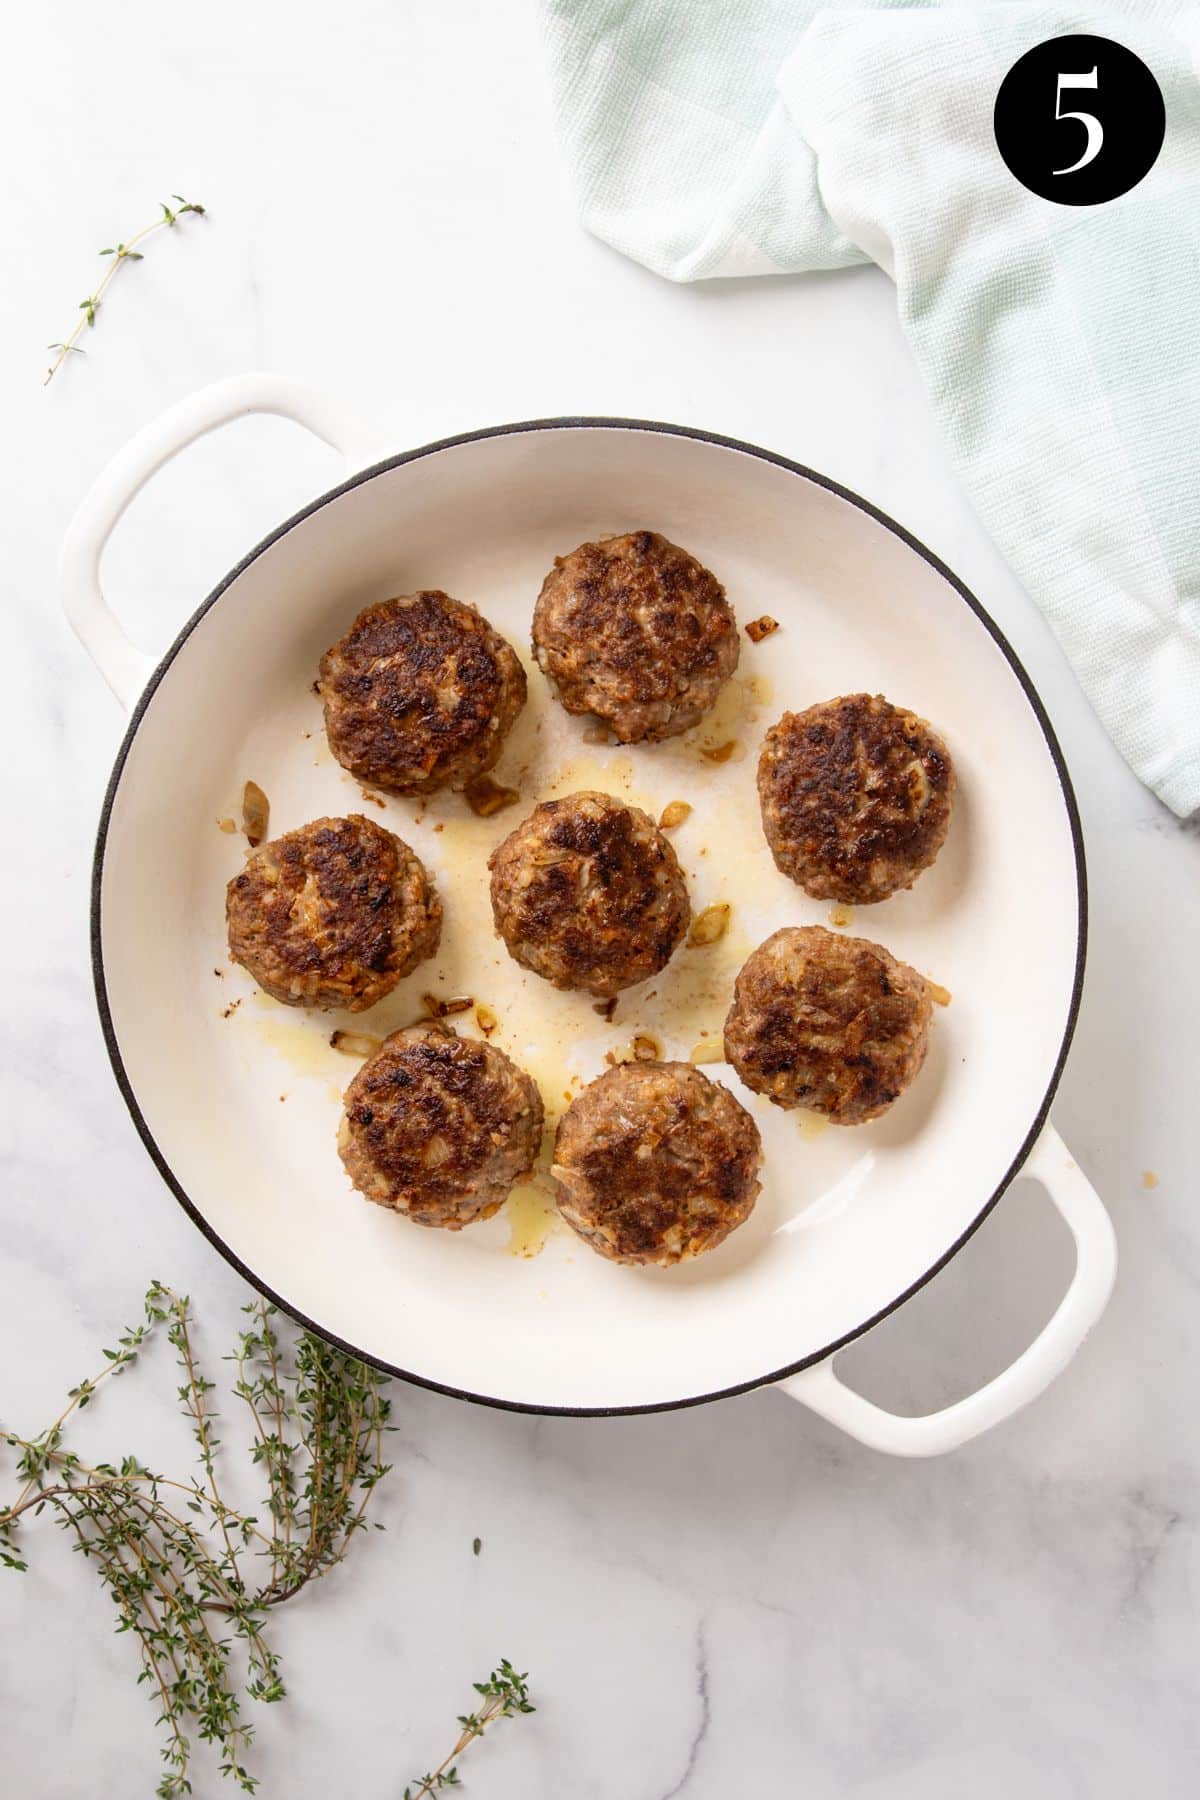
[1054,67,1102,174]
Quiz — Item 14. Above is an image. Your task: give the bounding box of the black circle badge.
[994,34,1166,205]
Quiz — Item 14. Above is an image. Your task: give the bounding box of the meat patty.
[531,530,739,742]
[319,591,527,795]
[338,1024,544,1227]
[488,791,690,997]
[724,925,931,1125]
[551,1061,761,1265]
[758,693,955,904]
[226,814,441,1011]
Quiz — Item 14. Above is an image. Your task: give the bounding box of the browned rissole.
[338,1024,544,1227]
[488,791,690,997]
[532,530,739,742]
[319,591,526,795]
[758,693,955,904]
[226,814,441,1011]
[551,1060,761,1265]
[724,924,931,1125]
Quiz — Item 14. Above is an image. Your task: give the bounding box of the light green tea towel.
[542,1,1200,817]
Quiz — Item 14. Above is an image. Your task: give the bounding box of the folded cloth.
[542,1,1200,816]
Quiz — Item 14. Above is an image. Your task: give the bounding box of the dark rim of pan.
[90,416,1088,1418]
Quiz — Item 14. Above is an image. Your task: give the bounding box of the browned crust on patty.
[531,530,739,742]
[319,591,527,795]
[724,925,931,1125]
[488,791,690,997]
[758,693,955,904]
[225,814,441,1011]
[551,1061,761,1265]
[338,1024,544,1227]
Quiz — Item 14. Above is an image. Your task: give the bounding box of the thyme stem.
[403,1661,535,1799]
[44,195,206,385]
[1,1283,392,1795]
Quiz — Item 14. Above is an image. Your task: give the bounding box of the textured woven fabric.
[543,1,1200,815]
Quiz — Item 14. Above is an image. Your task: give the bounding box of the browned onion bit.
[631,1033,660,1062]
[464,775,520,817]
[474,1003,499,1036]
[700,740,738,764]
[422,992,473,1018]
[658,801,692,831]
[745,615,779,643]
[689,902,730,946]
[330,1029,382,1057]
[242,780,270,847]
[592,997,618,1022]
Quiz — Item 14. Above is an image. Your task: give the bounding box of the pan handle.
[777,1122,1116,1456]
[58,373,350,711]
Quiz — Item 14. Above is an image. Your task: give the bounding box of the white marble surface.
[4,2,1198,1795]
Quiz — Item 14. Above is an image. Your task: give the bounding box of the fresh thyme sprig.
[45,195,206,385]
[404,1661,535,1798]
[0,1283,392,1797]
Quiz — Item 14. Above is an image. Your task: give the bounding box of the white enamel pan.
[63,374,1117,1455]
